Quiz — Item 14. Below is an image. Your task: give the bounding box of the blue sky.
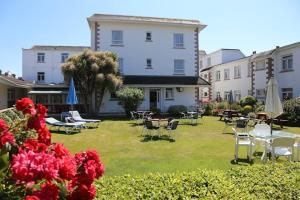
[0,0,299,76]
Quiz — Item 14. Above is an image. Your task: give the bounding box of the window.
[207,57,211,67]
[61,53,69,63]
[146,58,152,68]
[248,64,252,77]
[36,94,48,104]
[37,72,45,82]
[224,69,230,80]
[204,74,208,79]
[224,91,230,101]
[50,95,63,104]
[7,89,15,101]
[173,33,184,48]
[199,60,203,69]
[174,59,185,74]
[256,89,266,98]
[112,30,123,45]
[256,60,265,70]
[165,88,174,99]
[216,71,221,81]
[282,55,293,70]
[118,58,124,74]
[234,90,241,102]
[282,88,293,100]
[216,92,221,100]
[203,91,208,97]
[110,91,117,100]
[37,53,45,63]
[146,32,152,41]
[234,66,241,78]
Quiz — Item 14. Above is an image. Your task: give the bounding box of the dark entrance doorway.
[149,89,160,110]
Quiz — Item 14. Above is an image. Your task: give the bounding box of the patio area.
[51,116,300,176]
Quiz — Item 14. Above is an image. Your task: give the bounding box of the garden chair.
[232,128,255,162]
[142,120,159,139]
[46,117,85,134]
[190,113,198,125]
[69,111,101,128]
[235,118,249,132]
[264,137,295,163]
[165,120,179,140]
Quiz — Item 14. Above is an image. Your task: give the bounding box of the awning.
[28,90,68,94]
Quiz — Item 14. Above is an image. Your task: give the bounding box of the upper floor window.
[146,32,152,41]
[199,60,203,69]
[118,58,124,74]
[174,59,185,75]
[282,88,293,100]
[173,33,184,48]
[146,58,152,68]
[256,60,265,70]
[37,72,45,83]
[165,88,174,100]
[282,55,293,71]
[37,53,45,63]
[207,57,211,67]
[224,69,230,80]
[203,91,208,97]
[61,53,69,63]
[112,30,123,45]
[234,66,241,79]
[216,71,221,81]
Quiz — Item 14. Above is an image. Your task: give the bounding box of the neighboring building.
[0,72,32,109]
[200,42,300,103]
[87,14,208,113]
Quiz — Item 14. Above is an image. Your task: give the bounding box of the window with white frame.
[174,59,185,74]
[256,60,265,70]
[224,69,230,80]
[216,92,221,100]
[224,91,230,101]
[61,53,69,63]
[37,72,45,82]
[282,55,293,71]
[256,89,266,98]
[37,53,45,63]
[165,88,174,99]
[146,32,152,41]
[112,30,123,45]
[118,58,124,74]
[7,89,15,101]
[234,90,241,102]
[207,57,211,67]
[281,88,293,100]
[216,71,221,81]
[173,33,184,48]
[146,58,152,68]
[234,66,241,78]
[203,91,208,97]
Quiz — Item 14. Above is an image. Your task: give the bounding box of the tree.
[61,49,122,114]
[240,95,257,107]
[116,87,144,116]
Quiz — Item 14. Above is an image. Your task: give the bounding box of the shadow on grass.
[140,135,175,143]
[50,130,80,135]
[230,158,254,166]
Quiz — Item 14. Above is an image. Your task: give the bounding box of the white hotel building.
[199,42,300,103]
[21,14,209,114]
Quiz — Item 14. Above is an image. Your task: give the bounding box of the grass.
[51,116,300,176]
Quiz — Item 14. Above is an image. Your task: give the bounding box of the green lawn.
[51,116,300,176]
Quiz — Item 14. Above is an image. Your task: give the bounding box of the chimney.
[252,51,256,54]
[12,74,16,78]
[18,77,24,80]
[276,46,280,49]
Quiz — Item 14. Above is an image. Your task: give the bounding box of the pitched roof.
[23,45,90,51]
[88,14,206,30]
[0,75,33,88]
[123,75,210,86]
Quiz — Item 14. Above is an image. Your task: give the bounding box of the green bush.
[282,97,300,126]
[240,96,257,107]
[95,163,300,199]
[229,102,241,111]
[116,87,144,116]
[255,104,265,113]
[167,105,187,117]
[241,105,253,116]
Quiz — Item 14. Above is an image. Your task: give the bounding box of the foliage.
[95,163,300,199]
[116,87,144,116]
[255,104,265,113]
[0,98,104,200]
[241,105,253,116]
[167,105,187,117]
[150,107,161,115]
[281,97,300,126]
[240,95,257,107]
[61,49,123,114]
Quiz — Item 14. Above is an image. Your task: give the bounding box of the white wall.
[22,49,83,84]
[93,22,198,76]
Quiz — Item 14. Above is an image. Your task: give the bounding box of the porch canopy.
[123,75,210,86]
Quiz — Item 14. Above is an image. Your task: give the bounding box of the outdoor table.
[187,112,198,125]
[150,118,169,137]
[249,130,299,161]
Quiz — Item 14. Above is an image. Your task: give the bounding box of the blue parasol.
[66,77,78,110]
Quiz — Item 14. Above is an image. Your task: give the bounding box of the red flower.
[16,98,36,116]
[68,182,96,200]
[0,130,15,148]
[37,126,51,146]
[33,181,59,200]
[36,104,48,118]
[25,195,40,200]
[0,119,9,131]
[27,117,45,131]
[52,143,71,158]
[23,139,48,152]
[58,156,76,180]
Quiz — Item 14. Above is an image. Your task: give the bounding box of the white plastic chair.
[232,128,254,162]
[265,137,295,163]
[253,124,271,146]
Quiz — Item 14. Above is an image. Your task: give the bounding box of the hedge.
[95,163,300,199]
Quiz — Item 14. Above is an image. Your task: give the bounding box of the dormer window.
[146,32,152,41]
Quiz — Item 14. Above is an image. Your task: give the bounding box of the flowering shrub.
[0,98,104,200]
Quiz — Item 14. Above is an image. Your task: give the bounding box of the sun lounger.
[69,111,101,128]
[45,117,85,134]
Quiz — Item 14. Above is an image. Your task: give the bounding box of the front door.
[149,89,160,110]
